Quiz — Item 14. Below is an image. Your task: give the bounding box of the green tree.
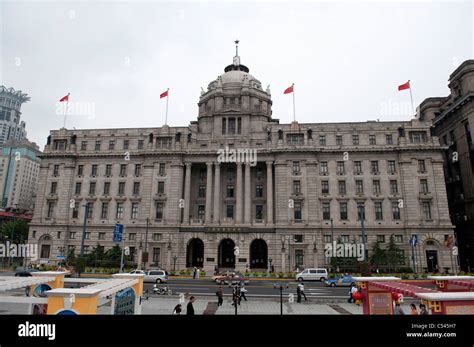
[66,247,76,265]
[105,245,122,261]
[0,220,29,244]
[370,241,386,268]
[386,234,405,271]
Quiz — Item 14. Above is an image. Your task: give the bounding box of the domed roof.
[206,57,263,91]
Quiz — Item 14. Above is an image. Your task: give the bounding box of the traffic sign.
[56,255,66,260]
[113,224,124,243]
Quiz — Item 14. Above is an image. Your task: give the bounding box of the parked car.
[14,268,40,277]
[143,270,168,283]
[213,272,249,285]
[130,269,146,275]
[324,275,355,287]
[295,268,328,282]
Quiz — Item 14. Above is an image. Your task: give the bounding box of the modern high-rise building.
[419,60,474,272]
[0,86,29,145]
[29,50,456,273]
[0,139,41,211]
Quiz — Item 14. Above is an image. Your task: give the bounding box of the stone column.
[244,163,251,224]
[236,163,243,224]
[266,161,273,224]
[205,162,213,223]
[213,163,221,224]
[183,163,192,224]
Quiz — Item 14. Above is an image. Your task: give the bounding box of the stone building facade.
[29,52,456,273]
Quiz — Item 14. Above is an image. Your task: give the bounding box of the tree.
[386,234,405,271]
[0,220,29,244]
[370,241,386,268]
[66,247,76,265]
[105,245,122,261]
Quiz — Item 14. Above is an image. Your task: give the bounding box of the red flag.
[59,93,70,102]
[283,85,294,94]
[160,90,169,98]
[398,81,410,91]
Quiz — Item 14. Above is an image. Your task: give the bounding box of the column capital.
[184,162,192,167]
[206,161,214,167]
[265,160,274,166]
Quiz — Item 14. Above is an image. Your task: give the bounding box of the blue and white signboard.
[409,235,418,247]
[113,223,124,243]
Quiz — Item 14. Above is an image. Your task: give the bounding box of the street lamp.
[330,218,334,274]
[269,258,273,272]
[173,255,177,271]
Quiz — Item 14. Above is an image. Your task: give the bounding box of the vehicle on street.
[14,267,40,277]
[141,270,168,283]
[213,272,249,285]
[152,284,173,295]
[295,268,328,282]
[324,275,355,287]
[130,269,145,275]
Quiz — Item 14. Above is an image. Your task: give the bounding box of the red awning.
[370,281,439,298]
[446,279,474,289]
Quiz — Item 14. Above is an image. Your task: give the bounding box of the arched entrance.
[424,239,441,273]
[38,234,52,259]
[250,239,268,269]
[186,238,204,267]
[218,238,235,269]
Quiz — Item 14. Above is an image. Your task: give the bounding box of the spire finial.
[235,39,239,56]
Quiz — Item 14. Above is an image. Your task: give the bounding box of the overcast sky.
[1,0,472,148]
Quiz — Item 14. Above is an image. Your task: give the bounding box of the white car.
[296,268,328,282]
[131,269,168,283]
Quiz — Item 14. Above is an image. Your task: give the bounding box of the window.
[227,117,236,134]
[352,134,359,145]
[256,167,263,180]
[118,182,125,195]
[321,181,329,194]
[287,133,304,145]
[116,202,124,219]
[354,161,362,175]
[388,160,396,174]
[134,164,141,176]
[86,202,93,218]
[197,205,205,220]
[103,182,110,195]
[227,185,234,198]
[357,203,365,220]
[410,131,427,143]
[320,162,328,174]
[109,140,115,150]
[69,232,76,239]
[237,117,242,134]
[420,179,429,193]
[155,202,164,219]
[157,181,165,194]
[293,161,300,175]
[319,135,326,146]
[226,205,234,219]
[418,160,426,173]
[371,161,379,174]
[227,168,235,181]
[355,180,364,194]
[81,141,87,151]
[369,135,376,145]
[395,235,403,243]
[392,202,401,220]
[359,235,367,243]
[85,232,90,240]
[91,164,98,176]
[152,248,161,264]
[95,140,101,151]
[294,202,302,220]
[98,232,105,240]
[386,134,393,145]
[72,202,79,218]
[120,164,127,176]
[129,233,136,241]
[256,205,263,220]
[159,163,166,176]
[372,180,381,194]
[337,161,345,175]
[50,182,57,194]
[89,182,96,195]
[53,165,59,176]
[422,201,432,220]
[322,202,330,220]
[256,184,263,197]
[338,180,346,194]
[390,180,398,194]
[131,202,139,219]
[341,235,350,243]
[375,202,383,220]
[336,135,343,145]
[198,185,206,198]
[340,202,348,220]
[133,182,140,195]
[222,118,226,135]
[377,235,385,243]
[47,201,55,218]
[324,235,332,243]
[293,180,301,194]
[106,164,112,176]
[123,139,129,150]
[101,202,108,219]
[138,139,144,149]
[294,235,303,243]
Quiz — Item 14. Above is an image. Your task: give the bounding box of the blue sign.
[56,255,65,259]
[113,224,124,243]
[409,235,418,247]
[114,287,136,315]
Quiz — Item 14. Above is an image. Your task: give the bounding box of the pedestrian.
[348,284,358,303]
[296,285,302,303]
[271,265,275,273]
[410,304,418,315]
[216,286,224,307]
[193,266,197,279]
[240,284,248,302]
[394,303,405,315]
[196,268,200,279]
[173,304,182,315]
[231,285,240,306]
[298,283,307,301]
[186,296,196,315]
[419,304,429,315]
[214,265,218,275]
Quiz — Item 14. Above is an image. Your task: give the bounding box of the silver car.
[295,268,328,282]
[136,270,168,283]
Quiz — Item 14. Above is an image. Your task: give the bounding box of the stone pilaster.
[183,163,192,224]
[236,163,243,224]
[266,161,273,224]
[244,163,251,224]
[205,162,213,223]
[213,163,221,224]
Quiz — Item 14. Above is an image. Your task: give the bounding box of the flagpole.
[63,94,70,128]
[165,88,169,125]
[292,83,296,122]
[408,80,415,117]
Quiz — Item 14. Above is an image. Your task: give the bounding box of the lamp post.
[143,218,149,271]
[173,255,177,271]
[330,218,334,274]
[269,258,273,273]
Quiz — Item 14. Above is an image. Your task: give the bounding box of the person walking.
[193,267,197,279]
[240,284,248,302]
[186,296,196,315]
[419,304,429,315]
[298,283,307,301]
[172,304,182,315]
[410,304,418,315]
[296,284,302,303]
[196,268,200,279]
[231,285,239,307]
[216,286,224,307]
[348,284,358,303]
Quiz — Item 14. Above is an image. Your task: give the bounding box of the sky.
[1,0,473,148]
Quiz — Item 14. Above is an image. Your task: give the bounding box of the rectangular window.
[101,202,108,219]
[392,202,401,220]
[336,135,343,145]
[256,184,263,197]
[227,185,234,198]
[256,167,263,180]
[354,161,362,175]
[319,135,326,146]
[228,118,236,134]
[109,140,115,150]
[103,182,110,195]
[118,182,125,195]
[324,235,332,243]
[337,161,345,175]
[85,232,90,240]
[293,180,301,194]
[53,165,59,176]
[105,164,112,176]
[294,235,303,243]
[81,141,87,151]
[227,168,235,181]
[418,160,426,173]
[91,164,98,176]
[371,161,379,174]
[294,202,302,220]
[369,134,376,145]
[293,161,300,175]
[356,180,364,194]
[352,134,359,145]
[197,205,205,220]
[50,182,57,194]
[338,180,346,194]
[237,117,242,134]
[138,140,144,149]
[72,202,79,218]
[198,185,206,198]
[226,205,234,219]
[375,202,383,220]
[98,232,105,240]
[134,164,141,176]
[256,205,263,220]
[159,163,166,176]
[410,131,427,143]
[47,201,55,218]
[120,164,127,176]
[133,182,140,195]
[69,232,76,239]
[157,181,165,194]
[95,140,101,151]
[420,179,429,193]
[386,134,393,145]
[322,202,330,220]
[155,202,164,219]
[123,139,129,150]
[153,248,161,264]
[390,180,398,194]
[131,202,139,219]
[320,162,328,174]
[116,202,124,219]
[377,235,385,243]
[89,182,96,195]
[422,201,432,220]
[129,233,136,241]
[321,181,329,194]
[340,202,348,220]
[341,235,350,243]
[372,180,381,194]
[86,202,93,218]
[222,118,227,135]
[395,235,403,243]
[287,133,304,145]
[388,160,396,174]
[357,203,365,220]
